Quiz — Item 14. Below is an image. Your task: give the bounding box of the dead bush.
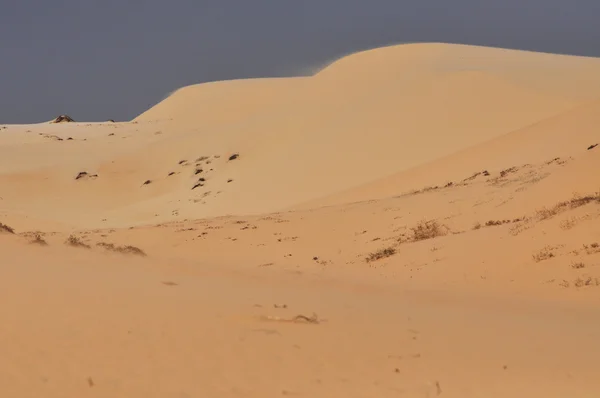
[97,242,147,256]
[30,234,48,246]
[0,222,15,234]
[366,246,397,263]
[411,220,447,241]
[65,235,91,249]
[537,192,600,221]
[532,246,555,262]
[583,243,600,255]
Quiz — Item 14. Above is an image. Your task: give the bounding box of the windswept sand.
[1,42,600,397]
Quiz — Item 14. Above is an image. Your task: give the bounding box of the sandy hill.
[2,43,600,228]
[2,42,600,397]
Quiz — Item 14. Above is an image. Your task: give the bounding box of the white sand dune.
[1,42,600,397]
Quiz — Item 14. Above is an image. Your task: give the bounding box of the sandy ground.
[1,42,600,397]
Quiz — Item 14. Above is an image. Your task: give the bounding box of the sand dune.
[2,42,600,397]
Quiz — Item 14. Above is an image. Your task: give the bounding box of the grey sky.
[1,0,599,123]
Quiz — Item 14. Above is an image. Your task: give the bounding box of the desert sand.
[1,42,600,397]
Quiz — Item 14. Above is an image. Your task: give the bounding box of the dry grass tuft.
[573,277,600,288]
[583,242,600,255]
[411,220,447,241]
[536,192,600,221]
[29,234,48,246]
[532,246,555,262]
[65,235,91,249]
[97,242,147,256]
[366,246,397,263]
[571,262,586,269]
[0,222,15,234]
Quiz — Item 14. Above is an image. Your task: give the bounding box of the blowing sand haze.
[2,43,600,397]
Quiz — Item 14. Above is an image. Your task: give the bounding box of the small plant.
[571,262,585,269]
[583,243,600,255]
[536,192,600,221]
[97,242,147,256]
[411,220,446,241]
[366,246,397,263]
[473,222,482,230]
[0,222,15,234]
[30,234,48,246]
[572,277,598,288]
[65,235,91,249]
[532,246,555,262]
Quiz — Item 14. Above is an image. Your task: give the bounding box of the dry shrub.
[473,222,482,230]
[65,235,91,249]
[574,277,600,288]
[97,242,147,257]
[532,246,555,262]
[571,262,586,269]
[0,222,15,234]
[411,220,447,241]
[583,243,600,255]
[366,246,397,263]
[30,234,48,246]
[537,192,600,221]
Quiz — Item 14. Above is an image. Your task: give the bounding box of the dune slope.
[2,42,600,397]
[2,43,600,226]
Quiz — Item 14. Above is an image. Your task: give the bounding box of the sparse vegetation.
[532,246,555,262]
[571,262,586,269]
[583,243,600,255]
[142,180,152,186]
[559,280,570,288]
[29,234,48,246]
[473,222,482,230]
[366,246,397,263]
[500,167,518,178]
[573,277,600,288]
[97,242,147,256]
[536,192,600,221]
[65,235,91,249]
[411,220,447,241]
[0,222,15,234]
[228,153,239,161]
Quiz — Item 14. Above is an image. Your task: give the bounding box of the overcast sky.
[1,0,599,123]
